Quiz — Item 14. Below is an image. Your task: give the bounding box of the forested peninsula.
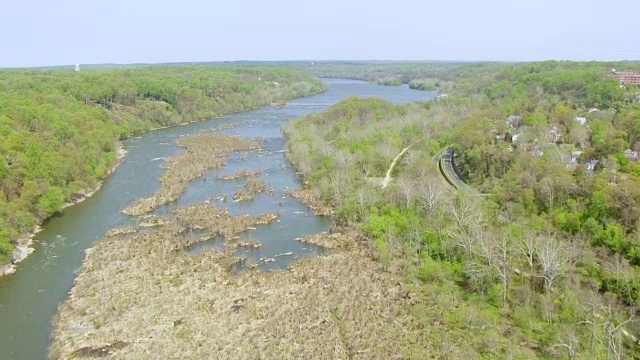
[0,66,325,269]
[306,61,496,90]
[285,61,640,358]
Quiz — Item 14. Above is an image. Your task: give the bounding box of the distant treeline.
[305,61,502,89]
[0,66,326,264]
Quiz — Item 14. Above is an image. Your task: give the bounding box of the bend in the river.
[0,79,435,359]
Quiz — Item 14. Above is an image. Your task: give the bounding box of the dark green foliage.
[375,78,402,86]
[408,78,438,90]
[36,186,64,217]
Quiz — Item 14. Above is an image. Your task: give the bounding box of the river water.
[0,79,434,359]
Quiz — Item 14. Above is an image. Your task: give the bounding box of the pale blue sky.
[1,0,638,67]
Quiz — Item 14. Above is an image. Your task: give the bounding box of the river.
[0,79,435,359]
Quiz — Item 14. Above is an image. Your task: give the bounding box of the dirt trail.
[381,145,412,188]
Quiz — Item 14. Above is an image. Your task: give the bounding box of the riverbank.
[0,147,128,277]
[0,226,41,276]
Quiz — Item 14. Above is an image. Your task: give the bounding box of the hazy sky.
[1,0,638,67]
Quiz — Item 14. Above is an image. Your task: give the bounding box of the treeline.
[306,61,506,90]
[285,61,640,358]
[0,66,326,264]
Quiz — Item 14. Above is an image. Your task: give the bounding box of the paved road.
[434,147,473,193]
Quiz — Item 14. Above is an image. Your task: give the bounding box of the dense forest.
[0,66,325,265]
[285,61,640,358]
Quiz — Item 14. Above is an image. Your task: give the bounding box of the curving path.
[381,137,427,188]
[381,145,413,188]
[433,147,473,193]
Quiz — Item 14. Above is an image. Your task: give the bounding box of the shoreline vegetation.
[0,146,128,276]
[0,65,326,271]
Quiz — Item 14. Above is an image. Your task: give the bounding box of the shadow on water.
[0,79,435,359]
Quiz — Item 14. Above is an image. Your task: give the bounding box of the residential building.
[608,69,640,85]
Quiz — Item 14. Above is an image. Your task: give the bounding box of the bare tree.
[356,189,370,222]
[378,142,398,161]
[568,123,589,149]
[604,253,631,295]
[491,231,511,307]
[408,157,431,178]
[449,194,484,230]
[602,307,635,360]
[447,194,485,257]
[551,337,577,360]
[538,177,556,210]
[578,300,605,355]
[354,154,374,177]
[403,226,423,255]
[334,149,352,169]
[402,149,418,166]
[464,228,512,306]
[580,302,637,360]
[418,177,445,216]
[320,143,335,158]
[397,177,416,209]
[536,235,568,291]
[464,259,493,293]
[329,173,348,207]
[516,231,538,273]
[386,224,402,255]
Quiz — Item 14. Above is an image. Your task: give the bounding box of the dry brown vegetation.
[234,240,262,249]
[169,205,278,245]
[105,227,137,237]
[296,231,366,250]
[50,202,423,359]
[217,169,262,181]
[137,215,170,228]
[213,122,246,131]
[284,188,334,216]
[122,133,260,216]
[233,175,269,202]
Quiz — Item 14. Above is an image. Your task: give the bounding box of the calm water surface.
[0,79,435,359]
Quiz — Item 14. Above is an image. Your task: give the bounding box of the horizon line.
[2,58,640,70]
